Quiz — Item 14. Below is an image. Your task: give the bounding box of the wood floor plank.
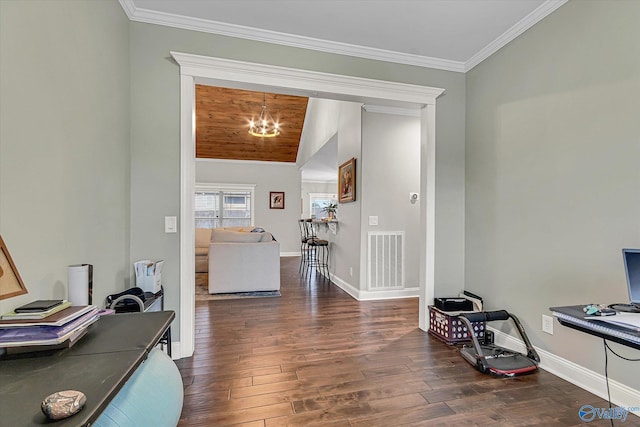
[180,259,639,426]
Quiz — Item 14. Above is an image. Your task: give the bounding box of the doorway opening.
[173,52,443,358]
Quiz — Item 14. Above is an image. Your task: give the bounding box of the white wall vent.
[368,231,405,290]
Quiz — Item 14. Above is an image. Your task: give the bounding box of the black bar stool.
[304,219,330,279]
[298,219,311,272]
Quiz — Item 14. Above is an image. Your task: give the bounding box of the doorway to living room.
[173,52,443,359]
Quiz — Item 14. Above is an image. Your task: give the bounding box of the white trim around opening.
[172,52,444,358]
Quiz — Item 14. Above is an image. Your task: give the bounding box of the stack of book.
[0,300,100,352]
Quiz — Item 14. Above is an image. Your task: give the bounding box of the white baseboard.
[280,252,300,257]
[489,327,640,416]
[327,274,360,300]
[330,274,418,301]
[171,341,183,360]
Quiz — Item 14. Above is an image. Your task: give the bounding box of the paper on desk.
[589,313,640,331]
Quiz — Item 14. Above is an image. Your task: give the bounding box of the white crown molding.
[120,0,465,72]
[362,104,421,117]
[465,0,569,71]
[120,0,566,74]
[118,0,136,18]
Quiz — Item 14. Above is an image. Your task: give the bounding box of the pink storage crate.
[428,305,485,345]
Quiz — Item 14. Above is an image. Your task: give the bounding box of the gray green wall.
[0,0,130,314]
[0,0,465,342]
[466,0,640,389]
[129,22,466,339]
[195,159,301,254]
[361,111,421,288]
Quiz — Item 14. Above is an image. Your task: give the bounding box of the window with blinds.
[195,184,255,229]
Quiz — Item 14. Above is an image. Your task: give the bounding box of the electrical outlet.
[542,314,554,335]
[369,216,378,226]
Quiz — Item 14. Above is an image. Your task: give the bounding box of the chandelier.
[248,93,280,138]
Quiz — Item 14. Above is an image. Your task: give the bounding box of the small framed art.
[338,157,356,203]
[270,192,285,209]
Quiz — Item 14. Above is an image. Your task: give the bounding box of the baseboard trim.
[280,252,299,257]
[329,274,360,300]
[171,340,183,360]
[330,274,418,301]
[489,327,640,416]
[358,288,419,300]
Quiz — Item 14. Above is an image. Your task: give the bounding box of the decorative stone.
[41,390,86,420]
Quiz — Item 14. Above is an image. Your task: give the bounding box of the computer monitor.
[622,248,640,305]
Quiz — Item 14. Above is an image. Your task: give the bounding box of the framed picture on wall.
[338,157,356,203]
[270,191,285,209]
[0,235,28,300]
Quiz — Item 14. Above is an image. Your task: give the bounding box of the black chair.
[304,219,330,279]
[298,219,311,272]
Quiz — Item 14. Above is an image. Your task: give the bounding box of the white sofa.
[195,226,259,273]
[195,228,212,273]
[208,228,280,294]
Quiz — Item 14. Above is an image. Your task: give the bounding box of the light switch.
[165,216,177,233]
[369,216,378,226]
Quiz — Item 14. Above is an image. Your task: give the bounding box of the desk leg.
[160,327,172,357]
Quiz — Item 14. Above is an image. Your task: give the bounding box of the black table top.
[550,305,640,350]
[0,311,174,427]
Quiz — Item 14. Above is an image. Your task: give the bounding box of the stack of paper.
[0,305,99,348]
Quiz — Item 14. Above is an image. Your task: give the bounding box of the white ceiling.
[122,0,567,72]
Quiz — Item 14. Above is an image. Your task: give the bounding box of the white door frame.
[171,51,444,358]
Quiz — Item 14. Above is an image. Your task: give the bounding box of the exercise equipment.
[458,310,540,377]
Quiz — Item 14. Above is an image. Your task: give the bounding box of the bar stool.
[304,219,330,279]
[298,219,311,272]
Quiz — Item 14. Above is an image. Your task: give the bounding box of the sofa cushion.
[211,229,263,243]
[195,228,212,248]
[195,247,208,256]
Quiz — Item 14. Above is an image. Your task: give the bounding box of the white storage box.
[134,260,163,294]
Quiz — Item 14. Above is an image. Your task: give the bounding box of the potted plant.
[322,202,338,220]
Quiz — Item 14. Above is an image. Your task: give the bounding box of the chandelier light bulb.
[249,93,280,138]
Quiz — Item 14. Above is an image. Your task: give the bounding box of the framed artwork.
[270,191,285,209]
[338,157,356,203]
[0,235,28,300]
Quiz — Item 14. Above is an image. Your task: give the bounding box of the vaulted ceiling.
[195,85,308,163]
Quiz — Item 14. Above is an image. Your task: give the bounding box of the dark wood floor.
[177,258,635,426]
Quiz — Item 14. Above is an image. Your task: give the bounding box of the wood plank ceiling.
[195,85,309,163]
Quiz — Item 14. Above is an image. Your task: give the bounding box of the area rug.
[199,290,281,301]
